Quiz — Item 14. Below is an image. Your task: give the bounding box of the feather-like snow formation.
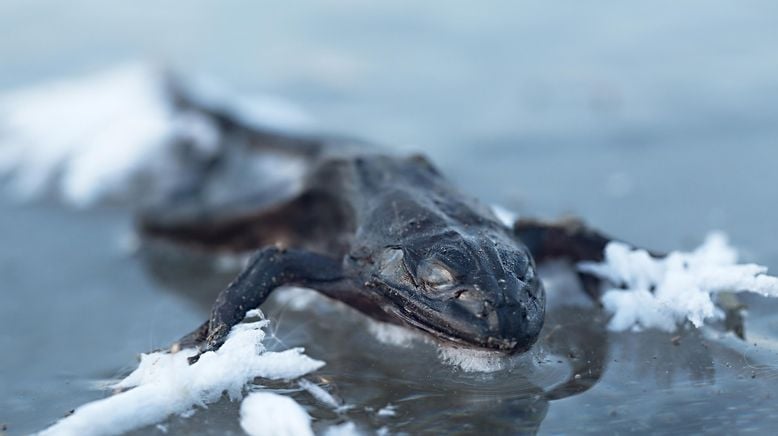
[579,232,778,332]
[0,62,312,207]
[38,318,324,436]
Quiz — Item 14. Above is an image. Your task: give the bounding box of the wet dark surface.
[3,1,778,434]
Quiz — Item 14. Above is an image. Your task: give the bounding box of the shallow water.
[3,1,778,434]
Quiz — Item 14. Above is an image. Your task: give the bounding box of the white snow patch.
[437,347,506,373]
[38,317,324,436]
[240,392,314,436]
[0,63,214,206]
[0,62,313,207]
[579,232,778,332]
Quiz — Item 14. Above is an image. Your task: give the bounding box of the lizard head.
[367,226,545,353]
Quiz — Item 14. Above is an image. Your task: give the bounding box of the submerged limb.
[188,247,345,362]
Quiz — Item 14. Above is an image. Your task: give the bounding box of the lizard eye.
[418,260,456,290]
[378,247,408,282]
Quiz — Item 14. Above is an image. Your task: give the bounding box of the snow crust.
[240,392,314,436]
[38,317,323,436]
[579,232,778,332]
[0,62,312,207]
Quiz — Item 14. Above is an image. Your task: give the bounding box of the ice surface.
[0,62,312,207]
[38,317,324,436]
[579,232,778,332]
[240,392,314,436]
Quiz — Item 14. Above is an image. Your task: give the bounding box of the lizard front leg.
[177,246,344,362]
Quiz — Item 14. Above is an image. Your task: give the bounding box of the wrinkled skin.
[141,87,615,359]
[341,156,545,353]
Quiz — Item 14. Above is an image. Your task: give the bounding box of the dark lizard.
[140,84,619,362]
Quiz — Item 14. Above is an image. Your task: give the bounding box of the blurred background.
[3,0,778,247]
[2,1,778,434]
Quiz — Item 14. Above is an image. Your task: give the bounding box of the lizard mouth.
[374,288,534,354]
[384,305,525,353]
[374,277,538,354]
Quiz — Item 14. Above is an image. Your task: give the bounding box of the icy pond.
[3,1,778,434]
